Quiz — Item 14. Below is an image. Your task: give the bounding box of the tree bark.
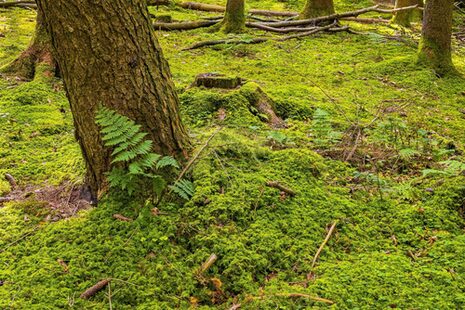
[418,0,454,75]
[221,0,245,33]
[300,0,335,19]
[1,8,54,80]
[391,0,421,26]
[35,0,189,198]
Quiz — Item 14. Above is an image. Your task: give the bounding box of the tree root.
[183,23,347,50]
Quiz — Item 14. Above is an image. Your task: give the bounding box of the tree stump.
[192,73,242,89]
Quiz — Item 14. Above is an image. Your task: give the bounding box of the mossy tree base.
[220,0,245,33]
[300,0,335,19]
[391,0,422,27]
[0,9,55,81]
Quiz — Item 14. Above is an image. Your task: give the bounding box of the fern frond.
[170,179,195,200]
[156,156,180,169]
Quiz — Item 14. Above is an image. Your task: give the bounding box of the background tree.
[418,0,454,75]
[35,0,189,198]
[391,0,423,27]
[221,0,245,33]
[1,7,54,80]
[300,0,335,19]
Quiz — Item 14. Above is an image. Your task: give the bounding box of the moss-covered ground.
[1,1,465,308]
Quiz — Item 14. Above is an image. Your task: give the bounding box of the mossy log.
[153,20,218,30]
[0,1,36,9]
[193,73,242,89]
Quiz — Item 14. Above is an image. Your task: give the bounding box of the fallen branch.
[246,22,318,34]
[341,17,390,24]
[5,173,17,189]
[153,20,218,31]
[260,5,418,28]
[266,181,296,196]
[198,253,218,273]
[0,1,36,9]
[178,1,298,17]
[147,0,171,5]
[112,214,133,222]
[277,24,346,41]
[275,293,334,304]
[311,220,338,268]
[80,279,110,299]
[179,1,224,12]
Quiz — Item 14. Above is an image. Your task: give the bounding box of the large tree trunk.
[35,0,189,198]
[221,0,245,33]
[300,0,335,19]
[418,0,454,75]
[1,8,54,80]
[391,0,421,27]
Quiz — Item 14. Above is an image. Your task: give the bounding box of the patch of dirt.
[0,180,92,221]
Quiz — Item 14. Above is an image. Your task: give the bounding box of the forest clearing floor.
[1,1,465,308]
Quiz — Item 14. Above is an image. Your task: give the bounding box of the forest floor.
[1,0,465,309]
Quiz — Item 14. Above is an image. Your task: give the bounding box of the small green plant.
[310,108,341,148]
[95,107,194,200]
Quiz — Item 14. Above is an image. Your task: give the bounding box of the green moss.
[2,1,465,308]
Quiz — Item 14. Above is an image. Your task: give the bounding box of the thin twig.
[311,221,338,268]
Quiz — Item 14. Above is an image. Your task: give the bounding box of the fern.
[170,179,195,200]
[95,107,192,200]
[311,108,341,148]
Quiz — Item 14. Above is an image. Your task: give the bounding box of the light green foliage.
[311,108,342,148]
[2,1,465,309]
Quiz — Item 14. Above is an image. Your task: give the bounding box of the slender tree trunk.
[391,0,422,27]
[35,0,189,198]
[300,0,335,19]
[221,0,245,33]
[1,8,54,80]
[418,0,454,75]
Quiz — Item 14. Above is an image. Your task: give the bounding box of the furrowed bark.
[36,0,189,198]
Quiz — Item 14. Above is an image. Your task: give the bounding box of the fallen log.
[153,20,218,31]
[178,2,298,18]
[147,0,171,5]
[179,1,224,12]
[0,1,36,9]
[247,22,318,34]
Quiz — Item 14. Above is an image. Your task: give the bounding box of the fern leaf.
[156,156,179,169]
[170,179,194,200]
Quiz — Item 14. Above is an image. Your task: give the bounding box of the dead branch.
[311,221,338,268]
[179,1,224,12]
[275,293,334,304]
[0,197,13,203]
[4,173,17,189]
[80,279,111,299]
[266,181,296,196]
[247,22,318,34]
[178,1,298,17]
[260,4,418,28]
[112,214,133,222]
[147,0,171,5]
[277,24,346,41]
[153,20,218,31]
[341,17,390,24]
[0,1,36,8]
[199,253,218,273]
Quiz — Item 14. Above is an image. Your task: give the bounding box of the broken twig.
[311,220,338,268]
[266,181,296,196]
[80,279,110,299]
